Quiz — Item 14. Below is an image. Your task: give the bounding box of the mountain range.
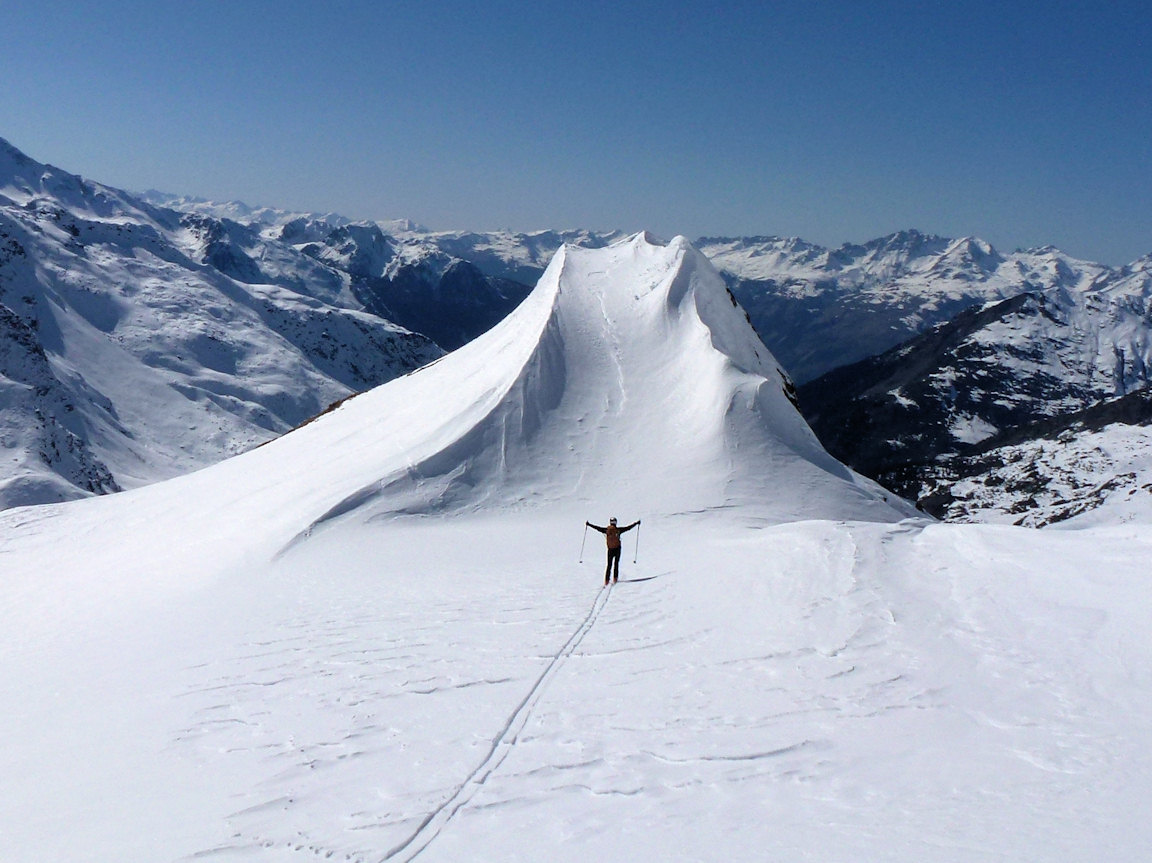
[0,138,444,507]
[4,135,1152,525]
[798,255,1152,523]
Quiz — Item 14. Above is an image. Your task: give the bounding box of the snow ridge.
[282,232,906,541]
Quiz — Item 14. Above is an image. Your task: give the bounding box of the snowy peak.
[703,231,1118,382]
[798,261,1152,523]
[0,137,164,228]
[137,189,357,231]
[269,233,908,538]
[299,222,398,279]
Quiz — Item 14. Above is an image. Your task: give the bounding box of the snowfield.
[2,235,1150,862]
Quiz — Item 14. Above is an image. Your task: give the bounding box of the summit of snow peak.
[252,232,913,541]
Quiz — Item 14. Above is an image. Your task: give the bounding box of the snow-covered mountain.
[294,226,535,351]
[145,193,1145,393]
[139,189,425,237]
[919,389,1152,526]
[143,192,611,351]
[798,260,1152,522]
[701,230,1115,383]
[153,195,1143,394]
[5,234,1150,862]
[0,138,441,507]
[10,135,1152,530]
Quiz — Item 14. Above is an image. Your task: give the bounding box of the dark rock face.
[349,258,531,352]
[798,283,1152,523]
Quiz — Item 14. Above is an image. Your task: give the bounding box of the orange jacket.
[588,520,639,549]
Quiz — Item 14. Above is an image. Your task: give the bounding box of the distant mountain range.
[4,136,1152,523]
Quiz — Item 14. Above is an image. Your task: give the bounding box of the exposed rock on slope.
[799,262,1152,523]
[917,390,1152,526]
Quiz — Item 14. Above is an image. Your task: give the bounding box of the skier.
[586,516,640,585]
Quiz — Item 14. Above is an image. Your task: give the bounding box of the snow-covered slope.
[911,389,1152,526]
[3,235,1151,862]
[276,231,907,531]
[148,193,623,352]
[0,138,441,507]
[7,230,903,557]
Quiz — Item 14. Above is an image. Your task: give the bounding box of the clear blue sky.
[3,0,1149,263]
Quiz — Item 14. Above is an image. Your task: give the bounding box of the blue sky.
[2,0,1149,263]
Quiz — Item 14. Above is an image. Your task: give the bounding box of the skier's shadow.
[616,574,661,584]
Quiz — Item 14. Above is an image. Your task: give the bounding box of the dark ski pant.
[605,547,622,584]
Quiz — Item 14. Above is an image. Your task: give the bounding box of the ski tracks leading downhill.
[381,582,614,862]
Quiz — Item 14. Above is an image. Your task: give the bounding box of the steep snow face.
[277,232,909,533]
[0,234,908,590]
[0,138,442,507]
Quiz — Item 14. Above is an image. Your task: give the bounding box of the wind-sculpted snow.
[282,232,907,542]
[6,141,1152,860]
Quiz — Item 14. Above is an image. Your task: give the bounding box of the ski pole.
[633,521,641,564]
[579,523,589,563]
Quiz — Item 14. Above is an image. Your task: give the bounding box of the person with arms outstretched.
[586,516,640,585]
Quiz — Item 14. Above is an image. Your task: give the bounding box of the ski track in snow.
[380,582,614,862]
[593,273,628,421]
[176,565,619,863]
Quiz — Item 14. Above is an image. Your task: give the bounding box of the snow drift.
[290,231,907,537]
[7,230,903,576]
